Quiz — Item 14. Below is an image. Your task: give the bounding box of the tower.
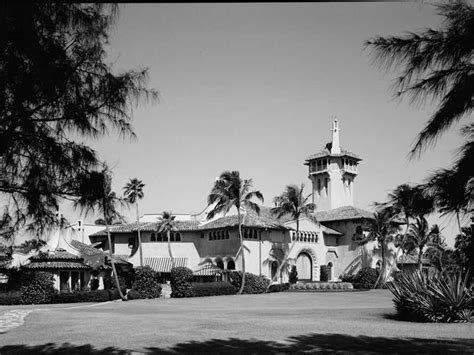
[304,119,361,211]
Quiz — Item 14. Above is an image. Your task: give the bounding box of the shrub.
[108,289,123,301]
[289,266,298,284]
[132,266,162,299]
[0,291,23,305]
[127,289,145,300]
[389,270,473,323]
[90,278,99,291]
[103,273,126,294]
[268,283,290,293]
[191,282,237,297]
[357,267,379,289]
[50,289,113,304]
[320,266,328,282]
[170,267,194,298]
[228,271,270,294]
[20,272,56,304]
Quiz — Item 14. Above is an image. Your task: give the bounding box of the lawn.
[0,290,473,354]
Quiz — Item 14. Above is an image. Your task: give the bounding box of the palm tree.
[365,0,474,157]
[405,217,441,270]
[157,211,177,269]
[424,169,469,234]
[74,167,126,300]
[207,171,264,295]
[123,178,145,267]
[270,184,316,284]
[364,205,400,288]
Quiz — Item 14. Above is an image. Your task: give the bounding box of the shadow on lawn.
[1,334,473,354]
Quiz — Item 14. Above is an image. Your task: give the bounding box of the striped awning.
[144,257,187,272]
[193,263,223,276]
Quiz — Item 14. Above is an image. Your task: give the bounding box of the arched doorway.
[327,262,333,281]
[296,252,312,281]
[227,259,235,270]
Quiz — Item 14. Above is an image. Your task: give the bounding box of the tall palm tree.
[207,171,264,295]
[405,217,441,270]
[270,184,316,284]
[157,211,177,269]
[424,169,469,234]
[123,178,145,267]
[74,167,126,300]
[364,205,400,288]
[365,0,474,158]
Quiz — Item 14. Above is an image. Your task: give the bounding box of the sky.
[64,2,467,246]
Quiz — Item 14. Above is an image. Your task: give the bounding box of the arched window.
[253,230,258,239]
[327,262,333,281]
[227,259,235,270]
[216,259,224,269]
[151,233,156,242]
[157,233,162,242]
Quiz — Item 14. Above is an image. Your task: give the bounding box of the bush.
[20,272,56,304]
[90,278,99,291]
[389,270,473,323]
[170,267,194,298]
[289,266,298,284]
[0,291,23,305]
[341,267,379,289]
[132,266,162,299]
[268,283,290,293]
[50,289,114,304]
[191,282,237,297]
[357,267,379,289]
[108,289,123,301]
[228,271,270,294]
[103,273,126,294]
[127,289,145,300]
[320,266,328,282]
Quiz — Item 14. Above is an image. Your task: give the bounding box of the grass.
[0,290,473,354]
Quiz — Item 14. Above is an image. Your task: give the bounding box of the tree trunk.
[237,208,246,295]
[105,222,126,301]
[386,214,410,279]
[418,248,423,271]
[456,211,463,236]
[167,230,175,269]
[373,240,385,289]
[136,203,143,267]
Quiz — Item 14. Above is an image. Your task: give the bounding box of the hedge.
[0,291,23,305]
[49,290,114,304]
[228,271,270,294]
[20,272,56,304]
[191,282,237,297]
[170,267,194,298]
[131,266,162,299]
[290,282,353,291]
[268,283,290,293]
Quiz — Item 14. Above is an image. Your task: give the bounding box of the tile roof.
[91,220,200,237]
[305,143,361,162]
[314,206,374,222]
[199,207,289,230]
[23,261,91,270]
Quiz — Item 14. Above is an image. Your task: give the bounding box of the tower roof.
[305,120,361,163]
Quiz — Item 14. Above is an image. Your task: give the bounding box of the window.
[324,178,329,196]
[151,233,156,242]
[254,230,258,239]
[157,233,162,242]
[128,237,135,249]
[175,233,181,242]
[170,233,175,242]
[226,231,229,239]
[317,179,321,196]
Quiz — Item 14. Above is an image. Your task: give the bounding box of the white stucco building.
[85,120,396,283]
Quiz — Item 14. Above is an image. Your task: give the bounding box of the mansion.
[5,120,399,290]
[87,120,393,283]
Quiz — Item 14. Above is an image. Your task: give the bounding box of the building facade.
[87,120,394,283]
